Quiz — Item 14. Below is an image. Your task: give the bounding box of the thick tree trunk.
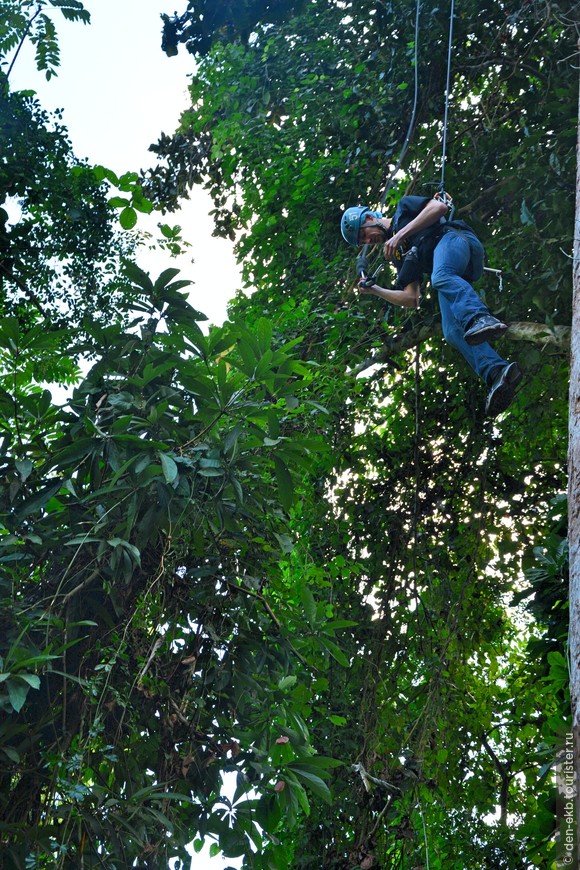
[568,42,580,867]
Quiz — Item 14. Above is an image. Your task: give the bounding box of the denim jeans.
[431,230,506,385]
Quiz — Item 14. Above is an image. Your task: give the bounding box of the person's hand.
[358,280,376,295]
[383,231,404,260]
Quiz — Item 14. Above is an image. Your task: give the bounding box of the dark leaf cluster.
[0,268,343,868]
[0,80,135,327]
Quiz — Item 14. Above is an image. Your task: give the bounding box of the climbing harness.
[434,190,453,209]
[434,189,454,220]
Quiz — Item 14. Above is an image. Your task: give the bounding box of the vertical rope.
[439,0,455,191]
[417,799,431,870]
[358,0,455,256]
[412,345,421,596]
[359,0,422,261]
[379,0,422,209]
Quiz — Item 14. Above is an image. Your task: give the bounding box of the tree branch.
[481,734,512,825]
[351,320,570,375]
[6,6,43,81]
[505,321,570,349]
[351,762,401,793]
[457,178,516,216]
[403,107,522,196]
[0,263,47,317]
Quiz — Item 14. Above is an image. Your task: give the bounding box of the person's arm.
[359,280,420,308]
[383,199,448,260]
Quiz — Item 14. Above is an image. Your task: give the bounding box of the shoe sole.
[465,322,508,346]
[486,365,523,417]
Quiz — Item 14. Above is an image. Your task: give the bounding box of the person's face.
[358,216,391,245]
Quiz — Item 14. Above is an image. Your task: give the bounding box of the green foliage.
[147,0,576,330]
[161,0,308,58]
[0,81,138,327]
[100,166,156,230]
[0,0,90,80]
[0,266,347,868]
[0,0,577,865]
[142,0,577,865]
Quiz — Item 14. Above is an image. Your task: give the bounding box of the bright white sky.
[7,2,244,866]
[8,0,242,327]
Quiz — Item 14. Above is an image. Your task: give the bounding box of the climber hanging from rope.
[340,198,522,417]
[340,0,521,417]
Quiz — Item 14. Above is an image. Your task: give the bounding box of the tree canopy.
[0,0,578,868]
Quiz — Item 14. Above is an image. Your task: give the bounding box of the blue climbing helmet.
[341,206,383,246]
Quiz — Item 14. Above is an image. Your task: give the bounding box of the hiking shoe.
[485,363,523,417]
[464,314,508,346]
